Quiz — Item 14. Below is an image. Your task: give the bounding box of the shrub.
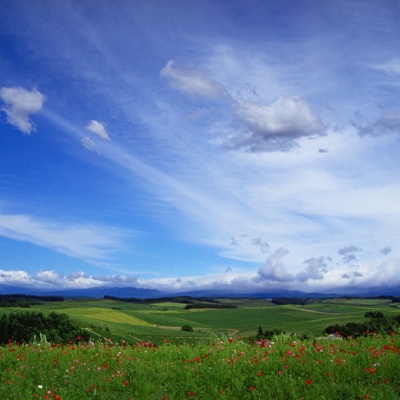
[181,324,194,332]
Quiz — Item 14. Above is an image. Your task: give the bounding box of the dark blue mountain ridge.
[1,284,400,299]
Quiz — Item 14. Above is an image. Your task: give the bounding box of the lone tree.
[256,325,264,338]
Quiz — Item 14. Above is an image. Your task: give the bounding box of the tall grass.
[1,332,399,399]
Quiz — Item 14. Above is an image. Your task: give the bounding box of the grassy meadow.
[1,297,400,399]
[1,329,400,399]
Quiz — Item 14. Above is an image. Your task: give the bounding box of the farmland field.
[2,296,400,344]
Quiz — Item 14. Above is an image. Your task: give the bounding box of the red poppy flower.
[305,379,312,385]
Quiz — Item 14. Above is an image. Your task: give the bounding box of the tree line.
[0,294,64,308]
[255,311,400,340]
[0,311,90,344]
[324,311,400,338]
[104,295,219,304]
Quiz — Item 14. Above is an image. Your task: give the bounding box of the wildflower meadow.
[1,332,399,399]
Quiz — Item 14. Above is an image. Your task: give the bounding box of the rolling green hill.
[1,296,400,344]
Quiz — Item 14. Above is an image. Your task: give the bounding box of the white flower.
[38,385,43,389]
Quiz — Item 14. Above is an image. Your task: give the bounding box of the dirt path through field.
[83,328,103,338]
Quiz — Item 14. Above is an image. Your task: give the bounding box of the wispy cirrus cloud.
[358,112,400,136]
[81,136,99,153]
[160,60,227,100]
[0,212,127,263]
[372,59,400,75]
[0,87,45,134]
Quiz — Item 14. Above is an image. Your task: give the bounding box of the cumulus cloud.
[0,87,45,134]
[160,60,227,100]
[256,251,334,285]
[86,120,111,141]
[338,245,363,264]
[0,269,138,290]
[0,269,31,286]
[1,255,400,293]
[257,247,293,282]
[296,256,328,282]
[161,60,325,152]
[231,96,325,151]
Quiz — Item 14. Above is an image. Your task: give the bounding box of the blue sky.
[1,0,400,293]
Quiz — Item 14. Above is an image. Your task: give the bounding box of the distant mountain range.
[0,284,400,299]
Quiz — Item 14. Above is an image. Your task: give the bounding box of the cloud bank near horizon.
[1,248,398,294]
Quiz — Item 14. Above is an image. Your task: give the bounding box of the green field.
[2,296,400,344]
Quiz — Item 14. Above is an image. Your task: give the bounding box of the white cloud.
[257,248,293,282]
[231,96,325,151]
[0,87,45,134]
[0,212,127,262]
[296,257,328,282]
[160,60,227,100]
[1,254,400,293]
[86,120,111,141]
[0,269,139,290]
